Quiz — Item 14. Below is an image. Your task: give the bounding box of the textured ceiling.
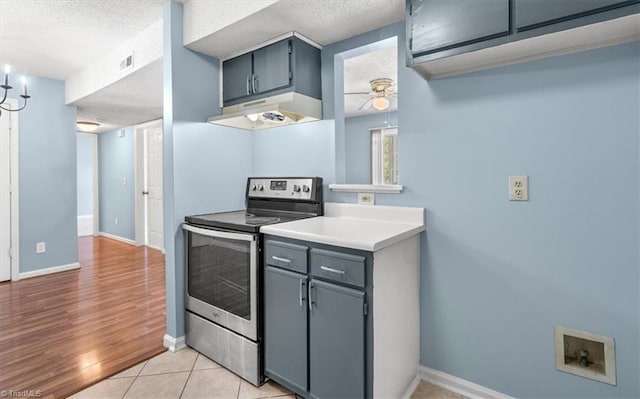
[74,59,163,133]
[186,0,405,59]
[0,0,166,80]
[1,0,404,131]
[344,45,398,118]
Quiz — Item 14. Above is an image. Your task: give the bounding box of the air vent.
[120,52,134,71]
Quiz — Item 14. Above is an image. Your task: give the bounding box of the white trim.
[328,184,403,193]
[134,124,145,246]
[99,232,136,246]
[146,243,164,252]
[19,262,80,280]
[77,215,94,236]
[401,374,423,399]
[8,99,20,281]
[416,366,515,399]
[92,132,99,236]
[163,334,186,352]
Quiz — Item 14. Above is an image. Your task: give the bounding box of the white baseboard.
[414,366,515,399]
[401,374,423,399]
[147,243,164,252]
[19,262,80,280]
[78,215,93,236]
[99,232,136,246]
[163,334,186,352]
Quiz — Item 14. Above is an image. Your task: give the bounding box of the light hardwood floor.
[0,236,166,399]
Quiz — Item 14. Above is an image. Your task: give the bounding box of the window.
[371,126,398,185]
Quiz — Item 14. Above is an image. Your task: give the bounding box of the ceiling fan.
[345,78,397,111]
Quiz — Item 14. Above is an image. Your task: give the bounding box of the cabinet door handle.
[299,279,306,307]
[308,281,314,311]
[246,75,251,94]
[320,265,345,275]
[252,74,259,93]
[271,256,291,263]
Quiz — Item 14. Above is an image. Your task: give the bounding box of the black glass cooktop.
[185,209,313,233]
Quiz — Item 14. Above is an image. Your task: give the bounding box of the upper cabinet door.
[515,0,639,31]
[409,0,510,56]
[222,53,253,103]
[252,39,292,95]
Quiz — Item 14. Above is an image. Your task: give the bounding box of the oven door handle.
[182,223,256,242]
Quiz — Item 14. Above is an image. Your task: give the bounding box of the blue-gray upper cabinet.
[408,0,510,57]
[515,0,639,32]
[222,37,321,107]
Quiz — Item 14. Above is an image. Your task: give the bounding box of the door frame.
[134,119,162,248]
[1,99,20,281]
[77,132,99,237]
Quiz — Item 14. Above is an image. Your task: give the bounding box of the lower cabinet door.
[264,266,308,393]
[309,279,365,399]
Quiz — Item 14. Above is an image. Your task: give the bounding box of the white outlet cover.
[357,192,375,205]
[509,175,529,201]
[36,242,46,254]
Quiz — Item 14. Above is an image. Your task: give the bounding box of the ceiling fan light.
[77,121,100,132]
[372,96,390,111]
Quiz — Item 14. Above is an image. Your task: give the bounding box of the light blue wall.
[163,1,253,338]
[251,120,335,179]
[98,127,135,240]
[17,74,78,272]
[77,134,94,216]
[327,23,639,399]
[345,112,398,184]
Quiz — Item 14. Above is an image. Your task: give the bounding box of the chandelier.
[0,65,31,116]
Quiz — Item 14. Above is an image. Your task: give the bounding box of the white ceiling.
[0,0,404,132]
[0,0,166,80]
[344,45,398,118]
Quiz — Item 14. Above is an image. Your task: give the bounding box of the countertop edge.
[261,224,425,252]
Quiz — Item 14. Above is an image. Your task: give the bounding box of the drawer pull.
[320,265,345,275]
[271,256,292,263]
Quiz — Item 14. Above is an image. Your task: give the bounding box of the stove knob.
[251,184,257,191]
[258,184,264,191]
[302,185,310,193]
[293,185,301,192]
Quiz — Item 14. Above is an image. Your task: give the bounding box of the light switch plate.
[357,192,375,205]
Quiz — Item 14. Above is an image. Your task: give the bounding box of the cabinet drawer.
[310,249,365,288]
[265,240,308,273]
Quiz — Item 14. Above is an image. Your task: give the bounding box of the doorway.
[134,120,163,251]
[1,99,19,282]
[77,133,97,237]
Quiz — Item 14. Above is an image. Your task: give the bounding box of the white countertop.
[260,203,425,251]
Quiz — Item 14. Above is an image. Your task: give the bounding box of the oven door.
[183,224,258,341]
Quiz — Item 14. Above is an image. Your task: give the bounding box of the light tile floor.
[68,348,294,399]
[70,348,463,399]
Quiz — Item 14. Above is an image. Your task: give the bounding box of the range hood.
[207,92,322,131]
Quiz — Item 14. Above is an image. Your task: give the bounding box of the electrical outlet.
[509,176,529,201]
[114,217,119,226]
[36,242,46,254]
[357,193,375,205]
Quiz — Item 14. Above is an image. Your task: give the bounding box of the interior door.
[1,109,14,281]
[145,126,163,250]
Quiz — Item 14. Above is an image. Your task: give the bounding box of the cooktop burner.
[185,209,310,233]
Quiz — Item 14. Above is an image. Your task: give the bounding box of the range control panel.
[247,177,317,200]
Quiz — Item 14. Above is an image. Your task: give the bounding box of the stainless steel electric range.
[182,177,323,386]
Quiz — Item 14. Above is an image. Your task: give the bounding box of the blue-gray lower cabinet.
[309,280,365,399]
[263,234,421,398]
[264,266,308,393]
